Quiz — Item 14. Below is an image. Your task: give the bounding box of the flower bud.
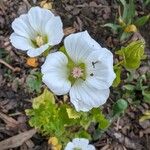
[124,24,137,33]
[48,137,59,146]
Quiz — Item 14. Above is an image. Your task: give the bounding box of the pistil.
[71,67,83,79]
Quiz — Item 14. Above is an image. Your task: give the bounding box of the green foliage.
[113,40,146,87]
[119,0,135,24]
[123,74,150,103]
[113,65,122,87]
[112,99,128,117]
[0,48,6,58]
[134,15,150,27]
[103,23,121,33]
[26,70,42,93]
[26,89,109,146]
[143,0,150,6]
[116,40,145,69]
[139,111,150,122]
[104,0,149,41]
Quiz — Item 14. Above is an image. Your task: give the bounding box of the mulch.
[0,0,150,149]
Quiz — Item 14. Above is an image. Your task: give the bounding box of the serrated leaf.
[33,88,55,109]
[134,15,150,27]
[112,99,128,117]
[91,108,110,130]
[116,40,145,69]
[66,108,81,119]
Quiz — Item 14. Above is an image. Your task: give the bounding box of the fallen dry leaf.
[40,0,53,10]
[0,129,36,150]
[0,112,18,128]
[64,27,76,36]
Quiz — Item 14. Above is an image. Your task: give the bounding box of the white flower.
[41,31,116,112]
[64,138,95,150]
[10,6,64,57]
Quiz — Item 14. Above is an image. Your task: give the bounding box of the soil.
[0,0,150,150]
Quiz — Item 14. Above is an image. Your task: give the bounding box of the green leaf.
[92,129,104,140]
[116,40,145,69]
[26,70,42,93]
[26,90,110,146]
[0,48,6,58]
[66,108,81,119]
[123,84,135,91]
[120,32,131,41]
[134,15,150,27]
[91,108,110,130]
[32,89,55,109]
[75,130,91,139]
[103,23,121,32]
[119,0,135,24]
[143,90,150,103]
[119,0,126,7]
[113,66,122,87]
[112,99,128,117]
[139,111,150,122]
[143,0,150,6]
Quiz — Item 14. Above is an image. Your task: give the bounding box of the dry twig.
[0,58,20,72]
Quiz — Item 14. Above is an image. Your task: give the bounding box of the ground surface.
[0,0,150,150]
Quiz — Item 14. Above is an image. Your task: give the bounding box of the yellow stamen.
[35,36,45,47]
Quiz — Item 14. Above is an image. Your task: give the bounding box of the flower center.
[71,67,83,79]
[67,62,86,85]
[35,36,45,47]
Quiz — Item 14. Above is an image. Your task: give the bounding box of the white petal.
[70,79,110,112]
[10,33,33,51]
[64,31,100,63]
[64,142,74,150]
[12,14,36,39]
[73,138,89,147]
[27,44,49,57]
[28,6,54,34]
[86,49,116,89]
[41,52,71,95]
[41,51,68,74]
[87,145,96,150]
[45,16,64,45]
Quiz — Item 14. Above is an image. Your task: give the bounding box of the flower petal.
[86,49,116,89]
[64,142,74,150]
[28,6,54,34]
[10,33,33,50]
[45,16,64,46]
[87,145,96,150]
[73,138,89,147]
[27,44,49,57]
[64,31,100,63]
[70,79,110,112]
[12,14,36,39]
[41,52,71,95]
